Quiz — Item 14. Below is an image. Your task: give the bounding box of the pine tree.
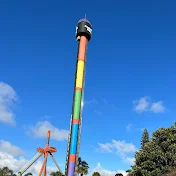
[141,128,149,148]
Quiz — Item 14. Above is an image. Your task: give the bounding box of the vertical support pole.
[67,36,87,176]
[66,18,92,176]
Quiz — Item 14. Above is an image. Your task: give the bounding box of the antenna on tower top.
[85,13,87,19]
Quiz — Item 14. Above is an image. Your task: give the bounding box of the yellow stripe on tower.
[76,60,85,88]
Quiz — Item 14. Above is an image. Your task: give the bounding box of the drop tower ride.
[65,19,92,176]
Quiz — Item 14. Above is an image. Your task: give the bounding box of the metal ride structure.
[17,18,92,176]
[18,130,62,176]
[65,19,92,176]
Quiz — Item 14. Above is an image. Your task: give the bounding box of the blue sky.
[0,0,176,175]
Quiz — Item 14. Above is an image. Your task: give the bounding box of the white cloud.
[0,152,26,173]
[27,160,56,176]
[0,152,56,176]
[0,140,24,156]
[136,127,145,132]
[97,140,136,165]
[126,123,145,132]
[124,157,135,165]
[0,82,18,125]
[26,121,69,141]
[150,101,165,113]
[111,140,136,156]
[98,143,113,152]
[98,140,136,155]
[133,96,166,113]
[90,162,127,176]
[0,141,60,175]
[133,96,150,113]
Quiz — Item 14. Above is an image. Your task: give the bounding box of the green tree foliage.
[128,123,176,176]
[24,173,33,176]
[0,166,17,176]
[141,128,149,148]
[76,157,89,176]
[50,171,64,176]
[92,172,101,176]
[115,174,123,176]
[126,169,133,176]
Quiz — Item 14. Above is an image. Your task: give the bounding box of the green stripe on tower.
[73,90,82,119]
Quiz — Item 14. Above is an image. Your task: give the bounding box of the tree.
[115,174,123,176]
[50,171,64,176]
[129,123,176,176]
[141,128,149,148]
[126,169,133,176]
[92,172,101,176]
[24,173,33,176]
[76,157,89,176]
[0,166,17,176]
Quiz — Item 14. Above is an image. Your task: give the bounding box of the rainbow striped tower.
[66,19,92,176]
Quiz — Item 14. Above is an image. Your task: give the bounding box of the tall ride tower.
[65,19,92,176]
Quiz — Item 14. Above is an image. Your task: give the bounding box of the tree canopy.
[0,166,34,176]
[76,157,89,176]
[50,170,64,176]
[0,167,17,176]
[127,122,176,176]
[92,171,101,176]
[24,172,33,176]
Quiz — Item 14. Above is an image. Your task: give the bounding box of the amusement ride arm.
[50,153,62,173]
[18,152,43,176]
